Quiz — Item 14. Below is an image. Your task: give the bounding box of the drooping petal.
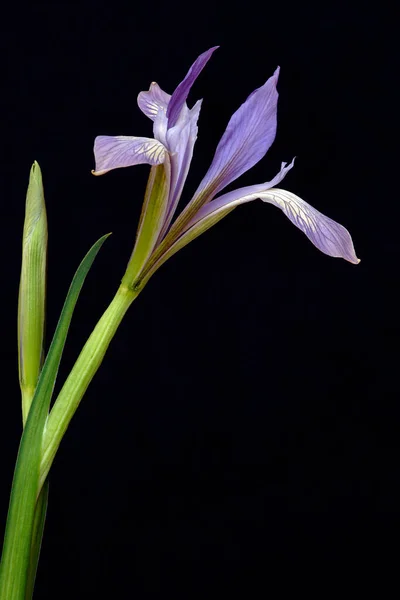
[190,67,280,206]
[166,46,218,128]
[92,135,166,175]
[259,188,360,263]
[140,174,359,282]
[137,82,171,121]
[189,180,359,263]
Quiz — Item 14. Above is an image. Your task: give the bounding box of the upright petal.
[159,100,203,235]
[92,135,167,175]
[166,46,218,128]
[191,67,280,205]
[153,108,169,146]
[137,82,170,145]
[137,82,171,121]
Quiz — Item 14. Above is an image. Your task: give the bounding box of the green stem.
[39,284,138,490]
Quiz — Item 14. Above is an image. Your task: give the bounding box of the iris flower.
[0,49,360,598]
[93,47,358,289]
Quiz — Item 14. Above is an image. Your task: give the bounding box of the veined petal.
[138,171,359,284]
[92,135,166,175]
[260,188,360,263]
[137,82,171,121]
[190,67,280,206]
[166,46,218,128]
[137,82,170,145]
[185,180,359,264]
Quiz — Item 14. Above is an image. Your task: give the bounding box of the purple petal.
[179,171,359,264]
[159,100,202,234]
[261,188,360,263]
[137,82,171,122]
[92,135,166,175]
[191,67,280,204]
[166,46,218,128]
[137,82,170,145]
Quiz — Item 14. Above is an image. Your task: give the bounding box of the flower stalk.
[39,284,139,490]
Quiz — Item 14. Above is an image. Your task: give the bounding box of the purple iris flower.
[93,47,359,287]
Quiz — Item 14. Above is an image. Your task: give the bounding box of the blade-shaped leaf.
[24,481,49,600]
[0,234,109,600]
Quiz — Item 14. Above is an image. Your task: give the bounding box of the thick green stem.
[39,284,138,490]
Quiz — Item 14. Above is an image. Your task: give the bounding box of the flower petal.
[166,46,218,128]
[136,176,359,291]
[92,135,166,175]
[137,82,171,122]
[196,159,296,213]
[190,67,280,205]
[185,180,359,263]
[159,100,203,235]
[260,188,360,263]
[137,82,170,145]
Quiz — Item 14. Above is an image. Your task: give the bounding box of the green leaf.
[24,481,49,600]
[0,234,110,600]
[18,161,48,424]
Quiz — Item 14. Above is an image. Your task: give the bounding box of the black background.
[0,0,396,597]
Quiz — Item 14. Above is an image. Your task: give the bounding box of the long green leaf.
[25,481,49,600]
[0,234,110,600]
